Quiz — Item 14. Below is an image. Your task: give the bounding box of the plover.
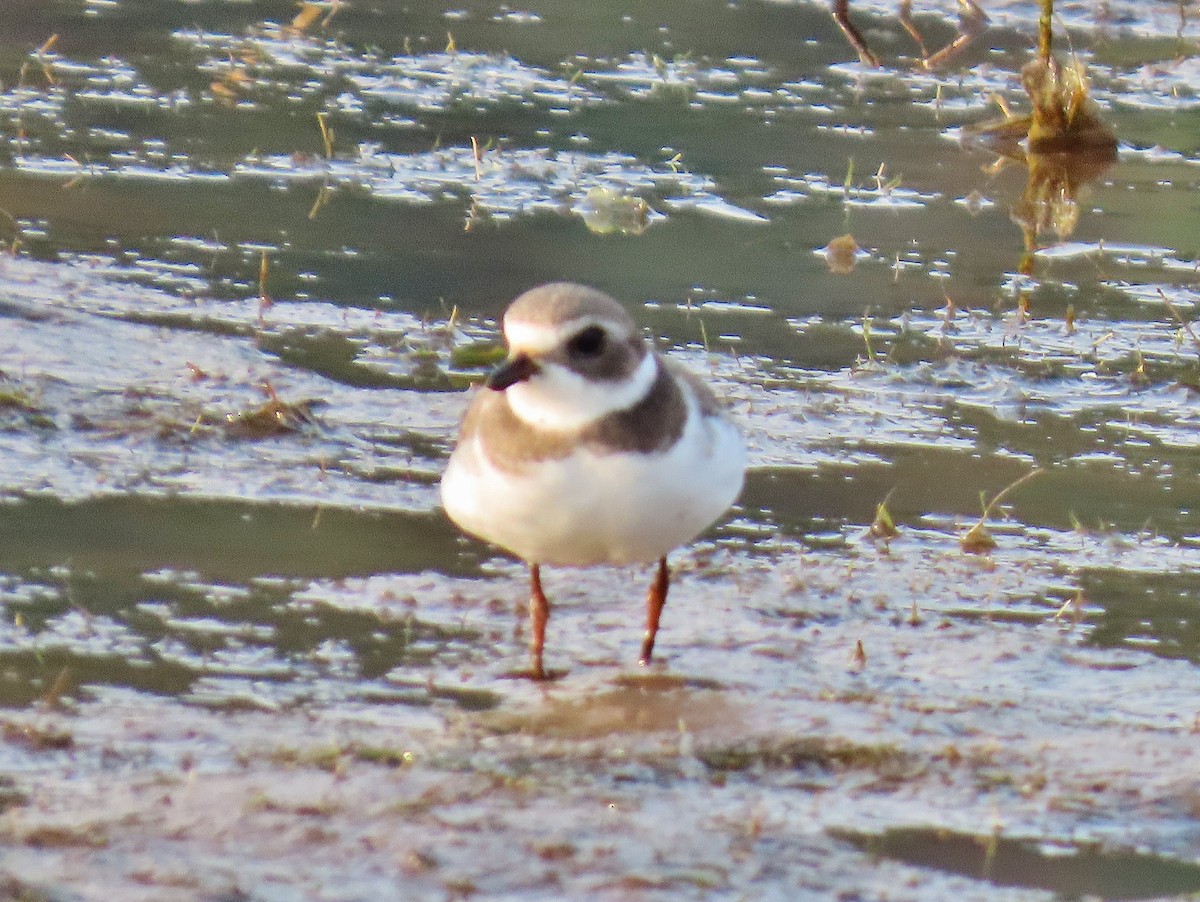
[441,283,745,678]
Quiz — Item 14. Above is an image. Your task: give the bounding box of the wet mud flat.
[0,256,1199,898]
[4,553,1200,901]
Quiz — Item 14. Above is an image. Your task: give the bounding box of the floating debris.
[968,0,1117,159]
[964,13,1118,268]
[222,384,321,439]
[850,638,867,671]
[868,488,901,541]
[960,469,1043,553]
[573,187,652,236]
[823,233,861,275]
[1010,147,1117,272]
[449,341,506,370]
[1,720,73,751]
[1022,57,1117,155]
[0,383,40,412]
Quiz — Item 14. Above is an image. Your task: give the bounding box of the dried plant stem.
[981,468,1043,523]
[1038,0,1053,64]
[1158,288,1200,356]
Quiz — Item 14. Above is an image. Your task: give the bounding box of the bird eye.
[566,325,606,358]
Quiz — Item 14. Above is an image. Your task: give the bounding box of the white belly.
[441,406,745,567]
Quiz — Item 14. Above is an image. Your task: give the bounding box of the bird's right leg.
[529,564,550,680]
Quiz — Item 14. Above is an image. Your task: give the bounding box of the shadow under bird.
[441,283,746,679]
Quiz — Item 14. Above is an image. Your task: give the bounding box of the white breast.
[441,373,745,567]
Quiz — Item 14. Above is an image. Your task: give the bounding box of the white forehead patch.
[501,319,563,355]
[503,316,625,355]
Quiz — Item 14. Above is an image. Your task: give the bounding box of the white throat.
[505,352,658,432]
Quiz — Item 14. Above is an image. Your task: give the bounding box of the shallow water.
[1,1,1200,898]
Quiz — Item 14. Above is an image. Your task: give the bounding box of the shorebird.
[441,283,746,678]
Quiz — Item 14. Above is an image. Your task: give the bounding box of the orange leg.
[639,557,670,666]
[529,564,549,680]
